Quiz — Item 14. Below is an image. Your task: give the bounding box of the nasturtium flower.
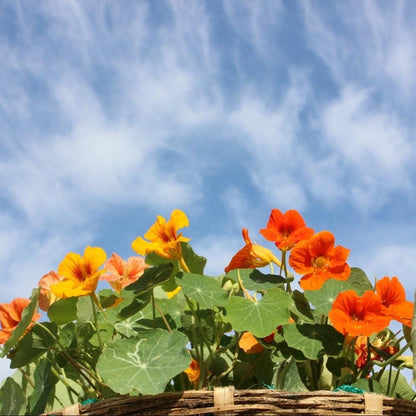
[260,209,314,251]
[38,271,64,311]
[51,246,107,299]
[131,209,190,260]
[0,298,41,344]
[329,290,391,337]
[354,335,399,370]
[225,229,281,273]
[238,331,276,354]
[375,276,413,327]
[101,253,148,293]
[289,230,350,290]
[239,331,265,354]
[184,358,200,387]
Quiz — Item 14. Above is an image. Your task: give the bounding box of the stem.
[151,289,156,329]
[281,250,292,293]
[154,301,173,333]
[19,367,35,388]
[90,294,103,351]
[179,256,191,273]
[35,322,103,394]
[237,270,255,302]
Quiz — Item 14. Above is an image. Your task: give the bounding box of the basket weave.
[43,388,416,416]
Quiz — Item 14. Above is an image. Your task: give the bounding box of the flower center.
[313,256,328,269]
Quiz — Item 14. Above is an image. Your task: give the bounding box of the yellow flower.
[131,209,190,260]
[51,246,107,298]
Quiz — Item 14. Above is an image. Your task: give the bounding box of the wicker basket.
[42,388,416,416]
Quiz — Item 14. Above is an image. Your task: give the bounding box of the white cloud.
[316,85,413,211]
[302,1,416,101]
[228,70,310,209]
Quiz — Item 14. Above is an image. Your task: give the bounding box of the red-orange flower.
[131,209,190,260]
[329,290,391,337]
[51,246,107,298]
[375,276,413,327]
[260,209,314,251]
[0,298,41,344]
[101,253,149,293]
[38,271,64,311]
[289,231,350,290]
[354,335,399,370]
[184,358,200,387]
[225,229,281,273]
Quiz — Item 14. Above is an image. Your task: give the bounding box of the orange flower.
[131,209,190,260]
[329,290,391,337]
[184,358,200,387]
[289,231,350,290]
[225,229,281,273]
[239,331,264,354]
[0,298,41,344]
[375,276,413,327]
[354,335,399,370]
[51,246,107,298]
[38,271,64,311]
[260,209,314,251]
[101,253,148,293]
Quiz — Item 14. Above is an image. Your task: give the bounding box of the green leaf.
[176,272,228,308]
[29,358,54,415]
[10,322,57,368]
[2,289,40,357]
[379,369,416,399]
[116,292,151,320]
[180,242,207,274]
[76,296,94,321]
[96,329,191,395]
[352,378,383,394]
[282,324,344,360]
[0,377,27,415]
[226,288,292,338]
[347,267,373,295]
[226,269,285,292]
[290,290,314,322]
[98,289,121,309]
[89,322,115,347]
[181,309,215,345]
[304,279,350,315]
[275,357,308,392]
[47,297,78,325]
[124,263,175,295]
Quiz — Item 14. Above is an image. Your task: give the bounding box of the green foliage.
[0,377,27,415]
[0,228,413,414]
[176,272,228,308]
[226,288,292,337]
[96,329,190,395]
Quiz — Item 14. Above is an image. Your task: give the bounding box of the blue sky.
[1,1,416,379]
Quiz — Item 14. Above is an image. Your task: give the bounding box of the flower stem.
[179,255,191,273]
[90,294,103,351]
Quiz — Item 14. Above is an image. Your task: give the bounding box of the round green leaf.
[97,329,191,395]
[282,323,344,360]
[176,272,228,308]
[226,288,291,337]
[304,279,349,314]
[347,267,374,295]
